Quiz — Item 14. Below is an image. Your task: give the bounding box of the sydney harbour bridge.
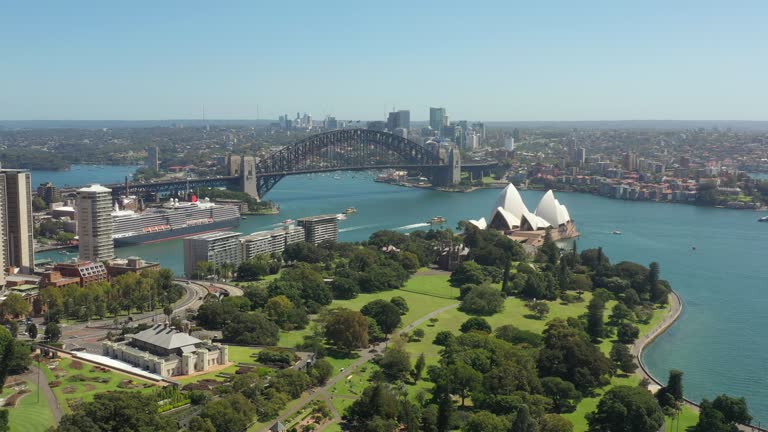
[105,129,498,200]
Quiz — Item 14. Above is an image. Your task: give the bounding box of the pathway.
[260,303,459,432]
[18,365,62,423]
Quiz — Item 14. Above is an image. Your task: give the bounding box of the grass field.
[42,357,157,412]
[6,379,56,432]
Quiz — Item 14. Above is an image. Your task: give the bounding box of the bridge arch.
[247,129,449,198]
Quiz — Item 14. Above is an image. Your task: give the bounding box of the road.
[58,279,217,352]
[261,303,460,432]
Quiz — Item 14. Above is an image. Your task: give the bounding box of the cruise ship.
[111,197,240,246]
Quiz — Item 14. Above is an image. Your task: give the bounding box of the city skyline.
[3,1,768,121]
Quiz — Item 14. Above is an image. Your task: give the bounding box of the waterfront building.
[45,261,109,288]
[429,107,447,135]
[37,182,60,205]
[183,231,242,276]
[623,151,639,171]
[0,169,35,274]
[102,323,228,378]
[241,225,304,259]
[147,146,160,171]
[297,215,339,245]
[77,184,115,262]
[106,256,161,278]
[469,183,578,247]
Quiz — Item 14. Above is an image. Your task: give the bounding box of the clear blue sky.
[2,1,766,121]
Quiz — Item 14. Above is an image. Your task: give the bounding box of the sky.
[1,0,767,121]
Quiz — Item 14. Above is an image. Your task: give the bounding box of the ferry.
[612,230,622,235]
[336,213,347,221]
[759,216,768,222]
[343,207,357,214]
[429,216,447,225]
[111,197,240,246]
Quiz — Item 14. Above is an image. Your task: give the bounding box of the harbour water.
[33,165,768,422]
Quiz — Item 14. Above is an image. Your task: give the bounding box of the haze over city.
[3,0,768,121]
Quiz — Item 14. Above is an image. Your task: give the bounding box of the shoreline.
[635,290,767,432]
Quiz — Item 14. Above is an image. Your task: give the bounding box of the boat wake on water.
[339,224,380,233]
[396,222,431,230]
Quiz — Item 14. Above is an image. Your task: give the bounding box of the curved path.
[261,303,460,432]
[18,365,63,423]
[635,291,766,432]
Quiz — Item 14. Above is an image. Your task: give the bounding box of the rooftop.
[78,184,112,193]
[129,324,202,351]
[186,231,241,241]
[297,214,338,222]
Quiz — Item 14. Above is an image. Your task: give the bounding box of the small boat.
[612,230,622,235]
[283,219,294,225]
[336,214,347,221]
[241,216,247,220]
[429,216,447,225]
[344,207,357,214]
[758,216,768,222]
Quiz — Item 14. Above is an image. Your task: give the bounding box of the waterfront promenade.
[636,291,767,432]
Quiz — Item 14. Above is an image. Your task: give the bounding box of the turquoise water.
[32,166,768,422]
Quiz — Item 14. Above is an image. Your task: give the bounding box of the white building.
[77,184,115,262]
[183,231,243,276]
[241,225,305,260]
[103,323,228,377]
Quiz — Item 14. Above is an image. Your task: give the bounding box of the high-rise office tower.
[77,184,115,262]
[147,146,160,171]
[429,107,447,135]
[386,110,410,131]
[37,182,60,204]
[0,170,34,273]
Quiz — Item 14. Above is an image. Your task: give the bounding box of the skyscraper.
[77,184,115,262]
[386,110,410,131]
[429,107,446,135]
[146,146,160,171]
[0,170,34,273]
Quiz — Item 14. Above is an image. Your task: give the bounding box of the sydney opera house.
[468,183,579,246]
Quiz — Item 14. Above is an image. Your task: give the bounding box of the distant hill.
[0,119,276,130]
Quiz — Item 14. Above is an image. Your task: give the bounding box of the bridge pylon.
[239,156,259,200]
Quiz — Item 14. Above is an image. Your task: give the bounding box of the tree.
[56,391,175,432]
[587,385,664,432]
[188,417,217,432]
[26,323,37,340]
[538,319,612,392]
[449,262,487,287]
[389,296,409,315]
[195,301,240,330]
[609,343,637,374]
[609,303,633,324]
[694,395,751,432]
[271,369,312,398]
[331,277,359,300]
[222,312,279,345]
[459,317,492,334]
[527,300,550,320]
[264,296,303,330]
[538,227,560,266]
[199,393,255,432]
[378,342,411,382]
[309,358,334,386]
[324,308,369,352]
[666,370,684,402]
[522,271,546,299]
[462,411,510,432]
[513,404,537,432]
[0,293,30,318]
[345,383,400,429]
[712,394,752,424]
[412,353,426,382]
[494,324,543,347]
[437,392,455,432]
[222,295,252,313]
[540,414,574,432]
[433,330,455,347]
[447,362,482,406]
[586,296,605,341]
[616,323,640,344]
[361,300,402,334]
[236,259,269,281]
[459,285,505,316]
[541,377,582,413]
[44,322,61,343]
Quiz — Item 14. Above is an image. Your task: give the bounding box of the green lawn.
[227,345,262,364]
[562,374,642,431]
[6,379,56,432]
[42,357,158,413]
[174,364,239,385]
[667,405,698,431]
